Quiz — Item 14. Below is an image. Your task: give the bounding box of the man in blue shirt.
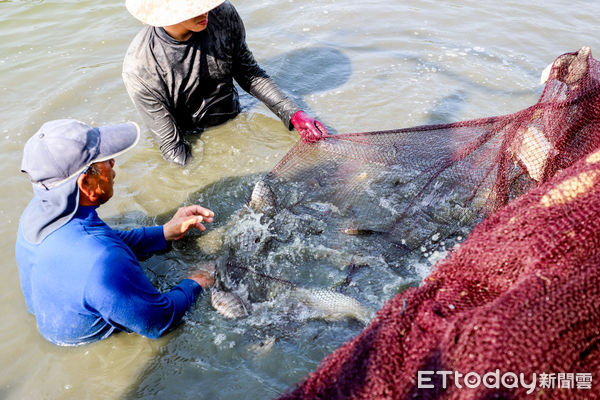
[15,119,215,346]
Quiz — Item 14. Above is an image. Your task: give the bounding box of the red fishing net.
[271,47,600,399]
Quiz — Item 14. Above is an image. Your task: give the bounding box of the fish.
[248,179,277,217]
[214,260,374,324]
[247,336,277,355]
[204,175,405,323]
[290,287,374,324]
[341,227,385,236]
[211,289,249,319]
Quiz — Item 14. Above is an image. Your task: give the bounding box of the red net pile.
[272,47,600,399]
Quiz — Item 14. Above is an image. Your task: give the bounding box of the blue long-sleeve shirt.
[15,205,202,346]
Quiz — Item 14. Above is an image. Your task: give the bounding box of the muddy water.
[0,0,597,398]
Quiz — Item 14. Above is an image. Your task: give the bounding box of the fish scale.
[211,289,249,319]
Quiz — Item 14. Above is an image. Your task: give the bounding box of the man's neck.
[78,191,101,207]
[163,25,193,42]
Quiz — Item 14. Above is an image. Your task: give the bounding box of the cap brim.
[44,122,140,189]
[96,122,141,162]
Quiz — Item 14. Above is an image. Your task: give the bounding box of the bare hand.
[163,205,214,241]
[188,269,215,289]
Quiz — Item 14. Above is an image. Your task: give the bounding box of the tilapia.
[247,336,277,355]
[290,287,374,324]
[341,227,386,236]
[248,179,277,217]
[211,289,249,319]
[214,260,373,324]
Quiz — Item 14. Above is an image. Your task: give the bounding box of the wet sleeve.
[114,226,167,259]
[122,72,191,166]
[229,8,300,129]
[84,249,202,339]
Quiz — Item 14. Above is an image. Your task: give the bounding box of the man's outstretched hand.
[188,269,215,289]
[163,205,214,241]
[291,110,328,143]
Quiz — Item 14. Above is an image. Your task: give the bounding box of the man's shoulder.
[212,1,241,23]
[214,1,236,14]
[123,26,156,73]
[47,216,124,255]
[126,25,154,49]
[16,215,124,279]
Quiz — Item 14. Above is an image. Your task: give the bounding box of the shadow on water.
[237,46,353,134]
[424,90,468,125]
[267,47,353,97]
[0,386,14,400]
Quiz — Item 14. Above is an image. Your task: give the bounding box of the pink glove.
[290,110,328,143]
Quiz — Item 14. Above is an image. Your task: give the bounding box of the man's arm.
[85,205,215,339]
[228,8,300,129]
[114,205,214,258]
[84,250,209,339]
[122,73,191,165]
[114,226,167,259]
[229,7,328,142]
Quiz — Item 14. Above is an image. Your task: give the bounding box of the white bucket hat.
[126,0,226,27]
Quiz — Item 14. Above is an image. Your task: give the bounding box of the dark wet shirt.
[122,1,300,165]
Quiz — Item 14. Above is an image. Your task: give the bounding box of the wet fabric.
[122,1,300,165]
[266,47,600,399]
[20,176,80,245]
[15,206,202,346]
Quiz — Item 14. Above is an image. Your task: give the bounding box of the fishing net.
[268,46,600,399]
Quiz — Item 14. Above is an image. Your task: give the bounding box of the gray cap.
[19,119,140,244]
[21,119,140,189]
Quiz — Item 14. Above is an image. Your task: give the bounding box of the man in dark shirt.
[15,119,215,345]
[123,0,328,166]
